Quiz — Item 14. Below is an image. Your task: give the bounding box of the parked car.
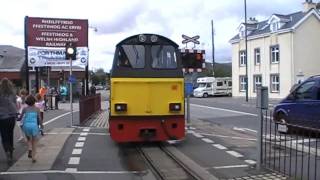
[95,85,104,90]
[273,75,320,133]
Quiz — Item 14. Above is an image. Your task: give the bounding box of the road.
[0,93,288,180]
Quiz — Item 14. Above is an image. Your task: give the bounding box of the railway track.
[137,143,202,180]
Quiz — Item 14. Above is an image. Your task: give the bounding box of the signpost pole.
[69,58,73,127]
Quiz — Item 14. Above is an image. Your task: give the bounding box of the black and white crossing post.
[181,35,205,129]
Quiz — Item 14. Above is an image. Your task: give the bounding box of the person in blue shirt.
[19,95,40,163]
[60,85,68,103]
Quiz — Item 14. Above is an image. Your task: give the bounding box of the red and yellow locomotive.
[109,34,185,142]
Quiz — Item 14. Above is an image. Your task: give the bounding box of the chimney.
[247,17,258,24]
[303,0,316,12]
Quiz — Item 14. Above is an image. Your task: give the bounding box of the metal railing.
[79,93,101,124]
[261,110,320,180]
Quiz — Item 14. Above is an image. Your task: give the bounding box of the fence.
[79,93,101,124]
[261,110,320,180]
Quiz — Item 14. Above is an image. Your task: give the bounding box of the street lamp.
[85,26,98,96]
[244,0,249,102]
[65,42,76,127]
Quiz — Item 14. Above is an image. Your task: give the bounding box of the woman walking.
[19,95,40,163]
[0,78,17,163]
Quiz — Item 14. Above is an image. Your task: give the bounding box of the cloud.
[94,2,146,34]
[0,0,307,71]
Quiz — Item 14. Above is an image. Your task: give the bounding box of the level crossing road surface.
[0,93,288,180]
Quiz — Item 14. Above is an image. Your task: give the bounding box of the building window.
[239,76,247,92]
[253,75,262,92]
[254,48,261,65]
[270,22,278,32]
[270,45,279,63]
[270,74,280,93]
[239,50,246,66]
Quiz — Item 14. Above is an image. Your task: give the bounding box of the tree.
[90,68,107,85]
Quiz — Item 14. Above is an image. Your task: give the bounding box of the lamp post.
[86,26,98,96]
[66,43,76,127]
[244,0,249,102]
[211,20,215,76]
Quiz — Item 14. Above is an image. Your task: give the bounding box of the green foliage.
[199,62,232,77]
[90,68,107,85]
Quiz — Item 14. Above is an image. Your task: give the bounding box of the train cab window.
[117,45,145,68]
[151,45,177,69]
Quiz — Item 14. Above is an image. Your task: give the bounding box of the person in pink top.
[35,93,44,136]
[16,89,28,141]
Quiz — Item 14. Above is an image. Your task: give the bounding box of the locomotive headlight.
[169,103,181,111]
[115,103,127,112]
[150,35,158,42]
[138,34,147,42]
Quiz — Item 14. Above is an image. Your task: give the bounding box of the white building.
[229,1,320,99]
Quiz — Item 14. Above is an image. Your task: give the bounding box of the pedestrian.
[60,85,67,103]
[19,95,40,163]
[52,87,59,109]
[39,86,48,110]
[90,85,96,95]
[35,93,44,136]
[0,78,17,163]
[16,89,29,142]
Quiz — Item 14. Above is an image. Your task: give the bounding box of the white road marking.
[212,144,227,150]
[65,168,77,172]
[78,137,86,141]
[0,170,144,175]
[43,111,79,126]
[201,132,256,141]
[242,128,258,133]
[244,160,256,165]
[226,151,244,158]
[83,128,90,132]
[45,132,109,136]
[213,164,248,169]
[202,138,214,143]
[233,127,258,133]
[233,127,246,132]
[75,142,84,148]
[72,149,82,155]
[192,133,204,138]
[191,104,257,116]
[68,157,80,165]
[187,130,195,134]
[80,132,88,136]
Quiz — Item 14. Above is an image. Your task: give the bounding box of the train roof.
[116,34,179,48]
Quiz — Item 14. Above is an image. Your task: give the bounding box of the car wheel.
[203,93,208,98]
[276,113,291,134]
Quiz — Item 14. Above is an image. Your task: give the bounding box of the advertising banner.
[26,17,88,67]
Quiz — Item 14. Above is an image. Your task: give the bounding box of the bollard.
[256,86,268,170]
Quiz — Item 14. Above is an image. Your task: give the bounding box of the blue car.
[273,75,320,132]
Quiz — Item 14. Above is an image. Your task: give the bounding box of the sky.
[0,0,304,72]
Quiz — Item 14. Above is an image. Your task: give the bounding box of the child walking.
[35,93,44,136]
[16,89,28,141]
[19,95,40,163]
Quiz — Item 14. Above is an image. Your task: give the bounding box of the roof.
[230,10,315,42]
[0,45,25,71]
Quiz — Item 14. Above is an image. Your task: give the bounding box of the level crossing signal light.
[59,70,64,81]
[180,49,205,72]
[65,42,77,60]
